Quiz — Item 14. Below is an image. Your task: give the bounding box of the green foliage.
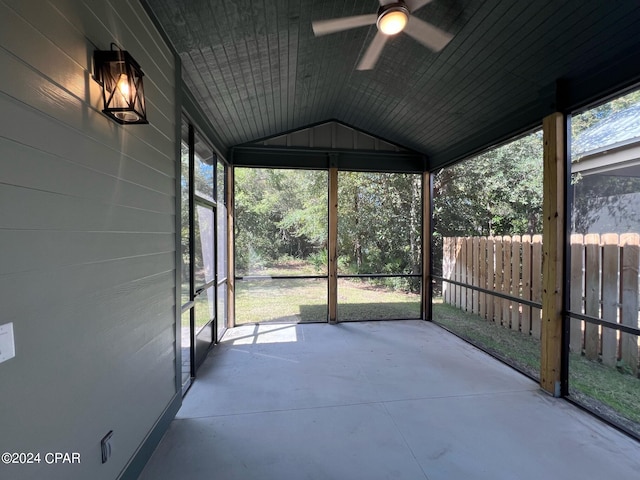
[338,172,422,286]
[235,168,422,292]
[235,168,328,274]
[432,131,544,278]
[308,249,328,273]
[431,90,640,238]
[433,131,544,239]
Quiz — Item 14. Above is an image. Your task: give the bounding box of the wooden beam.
[328,167,338,324]
[540,112,566,397]
[226,166,235,328]
[422,171,431,320]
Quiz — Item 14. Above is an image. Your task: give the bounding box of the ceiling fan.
[312,0,453,70]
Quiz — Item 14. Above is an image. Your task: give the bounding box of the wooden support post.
[422,171,432,320]
[540,112,566,397]
[226,166,235,328]
[328,167,338,324]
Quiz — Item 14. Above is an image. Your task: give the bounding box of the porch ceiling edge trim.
[230,145,426,173]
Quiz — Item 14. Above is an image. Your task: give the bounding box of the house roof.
[144,0,640,170]
[573,103,640,158]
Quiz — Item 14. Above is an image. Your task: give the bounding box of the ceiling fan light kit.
[377,4,409,35]
[312,0,453,70]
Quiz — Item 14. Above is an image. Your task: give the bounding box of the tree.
[337,172,422,291]
[233,168,423,291]
[431,131,544,280]
[234,168,327,274]
[433,131,544,238]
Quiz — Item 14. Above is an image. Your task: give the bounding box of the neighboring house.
[571,103,640,234]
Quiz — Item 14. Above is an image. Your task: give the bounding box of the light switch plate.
[0,323,16,363]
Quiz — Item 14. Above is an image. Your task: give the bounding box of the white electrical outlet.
[0,323,15,363]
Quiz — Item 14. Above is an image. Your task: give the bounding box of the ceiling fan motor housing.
[377,2,410,35]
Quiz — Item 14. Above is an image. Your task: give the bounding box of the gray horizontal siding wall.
[0,1,178,479]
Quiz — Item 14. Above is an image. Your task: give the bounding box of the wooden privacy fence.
[442,234,640,374]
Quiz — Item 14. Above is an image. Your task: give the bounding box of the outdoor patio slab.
[140,320,639,480]
[384,390,640,480]
[140,403,428,480]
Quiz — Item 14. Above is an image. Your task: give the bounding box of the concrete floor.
[139,320,640,480]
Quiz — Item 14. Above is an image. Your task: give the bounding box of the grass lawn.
[432,298,640,438]
[236,278,328,323]
[235,260,421,324]
[337,278,420,321]
[235,277,421,324]
[432,300,541,378]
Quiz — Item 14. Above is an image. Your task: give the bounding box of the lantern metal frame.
[93,45,148,125]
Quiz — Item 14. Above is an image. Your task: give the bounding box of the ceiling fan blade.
[312,14,377,36]
[357,31,388,70]
[403,16,453,52]
[404,0,434,12]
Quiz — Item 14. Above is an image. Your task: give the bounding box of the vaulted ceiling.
[144,0,640,169]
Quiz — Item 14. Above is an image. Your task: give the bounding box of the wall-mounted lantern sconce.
[94,45,148,124]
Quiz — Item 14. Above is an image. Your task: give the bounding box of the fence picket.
[443,236,451,304]
[455,237,463,309]
[521,235,532,335]
[466,237,474,312]
[441,233,640,368]
[620,233,639,375]
[584,234,601,361]
[511,235,521,332]
[531,235,543,339]
[449,236,456,305]
[601,234,619,367]
[479,236,486,316]
[486,237,495,322]
[570,234,585,353]
[473,237,480,315]
[502,236,512,327]
[458,237,465,310]
[494,237,504,326]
